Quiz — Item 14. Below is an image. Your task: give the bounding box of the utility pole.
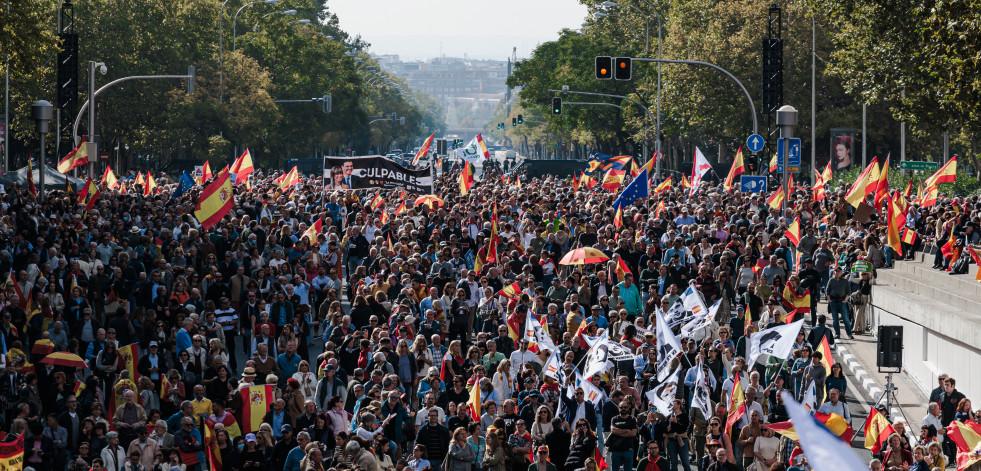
[811,15,816,184]
[862,103,867,168]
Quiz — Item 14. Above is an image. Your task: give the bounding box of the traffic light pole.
[630,58,758,138]
[548,89,654,168]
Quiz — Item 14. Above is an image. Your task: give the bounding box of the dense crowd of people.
[0,157,978,471]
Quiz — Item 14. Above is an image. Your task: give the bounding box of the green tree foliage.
[0,0,59,145]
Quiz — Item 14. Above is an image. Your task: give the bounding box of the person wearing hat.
[703,439,739,471]
[137,341,167,390]
[529,445,558,471]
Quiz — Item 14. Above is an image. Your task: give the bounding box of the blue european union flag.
[464,249,475,270]
[612,168,649,209]
[171,171,195,201]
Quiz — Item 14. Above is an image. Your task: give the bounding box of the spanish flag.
[215,411,241,439]
[863,407,895,454]
[602,169,625,192]
[459,162,474,196]
[844,157,879,207]
[654,200,665,218]
[239,385,275,434]
[765,412,853,443]
[726,374,747,435]
[813,169,827,202]
[681,174,692,188]
[395,200,406,215]
[902,179,913,198]
[920,184,938,207]
[593,448,609,470]
[967,248,981,283]
[581,173,596,190]
[817,335,834,376]
[785,217,801,246]
[278,166,299,190]
[466,378,481,421]
[925,155,957,187]
[302,217,323,246]
[31,338,55,356]
[615,256,631,281]
[613,205,623,229]
[723,147,745,192]
[768,153,778,173]
[413,132,436,166]
[947,420,981,470]
[135,172,146,188]
[873,155,891,206]
[194,170,235,230]
[102,165,119,189]
[117,343,140,380]
[204,419,223,471]
[782,285,811,313]
[886,196,904,257]
[368,193,385,211]
[497,282,521,299]
[58,138,89,173]
[202,160,214,182]
[144,172,157,197]
[653,177,672,194]
[766,186,785,210]
[230,149,255,183]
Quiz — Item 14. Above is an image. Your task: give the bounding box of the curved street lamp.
[220,0,279,102]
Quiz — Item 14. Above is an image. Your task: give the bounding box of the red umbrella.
[558,247,611,266]
[40,352,88,369]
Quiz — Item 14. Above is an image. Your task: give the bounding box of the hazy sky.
[329,0,590,61]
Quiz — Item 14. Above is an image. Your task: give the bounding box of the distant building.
[375,55,506,132]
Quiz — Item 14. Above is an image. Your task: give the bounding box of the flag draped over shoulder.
[194,170,234,231]
[239,385,274,434]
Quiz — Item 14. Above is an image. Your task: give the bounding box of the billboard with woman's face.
[830,128,855,170]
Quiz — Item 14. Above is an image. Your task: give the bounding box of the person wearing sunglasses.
[565,419,597,470]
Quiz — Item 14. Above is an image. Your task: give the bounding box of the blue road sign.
[746,134,765,153]
[740,175,767,193]
[776,137,801,173]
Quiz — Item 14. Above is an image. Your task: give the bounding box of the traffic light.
[517,114,523,124]
[552,97,562,115]
[512,118,517,127]
[595,56,613,80]
[614,57,632,80]
[746,155,759,173]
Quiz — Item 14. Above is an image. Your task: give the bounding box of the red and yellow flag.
[947,420,981,470]
[602,169,625,192]
[204,418,223,471]
[466,378,481,421]
[766,186,785,210]
[615,256,631,281]
[723,146,745,192]
[766,412,853,443]
[497,282,521,299]
[239,385,275,434]
[817,336,834,376]
[726,374,747,434]
[863,407,895,454]
[202,160,214,181]
[813,169,827,202]
[58,138,89,173]
[0,432,25,471]
[277,166,299,189]
[785,217,801,246]
[369,193,385,211]
[613,205,623,229]
[413,132,436,166]
[844,157,879,207]
[873,155,891,206]
[768,153,778,173]
[925,155,957,187]
[303,217,323,246]
[681,174,692,189]
[117,343,140,380]
[920,184,938,207]
[144,172,157,196]
[459,162,475,195]
[101,165,119,189]
[395,200,407,215]
[886,196,904,257]
[653,177,672,194]
[902,179,913,198]
[782,285,811,314]
[194,170,235,230]
[654,200,665,218]
[230,149,255,183]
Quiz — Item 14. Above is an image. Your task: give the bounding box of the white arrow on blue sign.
[746,134,765,153]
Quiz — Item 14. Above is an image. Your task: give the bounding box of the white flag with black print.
[681,299,722,341]
[748,319,805,366]
[655,303,683,382]
[691,359,713,421]
[646,365,680,414]
[659,298,689,329]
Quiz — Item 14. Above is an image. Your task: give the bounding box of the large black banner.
[323,156,434,194]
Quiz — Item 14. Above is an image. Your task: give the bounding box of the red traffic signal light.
[595,56,613,80]
[614,57,632,80]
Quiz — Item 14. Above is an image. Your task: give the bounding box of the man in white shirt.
[921,402,945,445]
[739,387,765,429]
[508,340,541,381]
[816,389,851,422]
[414,392,446,431]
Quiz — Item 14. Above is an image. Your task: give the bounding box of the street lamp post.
[776,105,798,214]
[220,0,279,102]
[32,100,54,196]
